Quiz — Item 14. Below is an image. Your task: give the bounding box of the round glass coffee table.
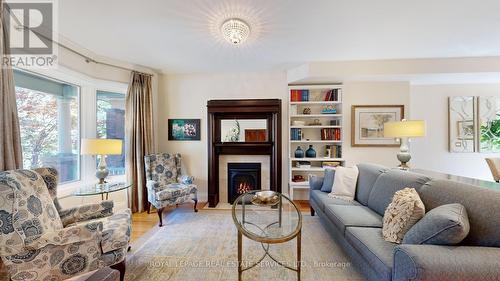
[232,190,302,281]
[73,182,132,201]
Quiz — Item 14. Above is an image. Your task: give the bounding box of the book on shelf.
[323,89,341,101]
[321,128,341,140]
[325,145,342,158]
[290,90,309,101]
[291,128,302,140]
[330,119,341,126]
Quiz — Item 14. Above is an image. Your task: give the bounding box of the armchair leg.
[193,198,198,212]
[310,207,315,216]
[157,207,165,227]
[110,259,126,281]
[147,202,151,214]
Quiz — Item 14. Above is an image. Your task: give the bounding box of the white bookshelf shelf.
[288,84,344,200]
[290,114,342,118]
[290,140,342,143]
[290,101,342,105]
[292,167,327,172]
[290,125,341,129]
[290,157,344,161]
[290,181,310,187]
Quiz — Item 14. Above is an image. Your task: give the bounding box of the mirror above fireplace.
[221,119,268,142]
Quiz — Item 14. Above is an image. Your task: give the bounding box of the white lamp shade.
[81,139,123,155]
[384,120,426,138]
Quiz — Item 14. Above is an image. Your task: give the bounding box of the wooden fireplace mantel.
[207,99,282,207]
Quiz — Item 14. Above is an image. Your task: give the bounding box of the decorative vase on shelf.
[306,145,316,158]
[294,146,304,158]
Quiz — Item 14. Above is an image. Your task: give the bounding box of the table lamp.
[81,138,123,184]
[384,120,426,170]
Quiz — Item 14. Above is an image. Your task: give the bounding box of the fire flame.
[237,182,252,194]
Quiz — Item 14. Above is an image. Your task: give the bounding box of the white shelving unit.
[288,84,345,199]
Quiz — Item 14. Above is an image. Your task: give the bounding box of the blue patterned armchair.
[144,153,198,226]
[0,168,131,281]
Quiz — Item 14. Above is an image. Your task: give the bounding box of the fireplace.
[228,163,261,204]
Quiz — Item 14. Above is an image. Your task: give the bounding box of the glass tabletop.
[231,190,302,243]
[73,182,132,196]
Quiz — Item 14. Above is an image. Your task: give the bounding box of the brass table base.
[237,229,302,281]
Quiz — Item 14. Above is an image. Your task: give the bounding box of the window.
[96,90,126,176]
[14,70,80,183]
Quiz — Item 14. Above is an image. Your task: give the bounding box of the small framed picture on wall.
[351,105,404,147]
[168,119,201,141]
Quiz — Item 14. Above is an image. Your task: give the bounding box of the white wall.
[158,71,288,201]
[410,84,500,181]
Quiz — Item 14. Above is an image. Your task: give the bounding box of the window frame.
[14,69,82,184]
[95,89,127,179]
[14,66,128,191]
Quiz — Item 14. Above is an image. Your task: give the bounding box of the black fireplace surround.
[228,163,261,204]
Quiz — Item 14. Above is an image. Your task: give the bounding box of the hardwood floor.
[130,200,310,242]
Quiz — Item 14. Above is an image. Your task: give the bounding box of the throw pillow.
[403,203,470,245]
[382,187,425,243]
[320,168,336,193]
[328,166,358,201]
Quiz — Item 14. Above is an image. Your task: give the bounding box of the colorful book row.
[321,128,341,140]
[290,90,310,101]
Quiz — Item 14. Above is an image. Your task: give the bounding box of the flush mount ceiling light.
[220,18,250,45]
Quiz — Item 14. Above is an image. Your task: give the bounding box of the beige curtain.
[126,71,154,213]
[0,1,23,171]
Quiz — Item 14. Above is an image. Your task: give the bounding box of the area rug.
[125,210,364,281]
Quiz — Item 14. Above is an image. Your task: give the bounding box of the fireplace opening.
[228,163,261,204]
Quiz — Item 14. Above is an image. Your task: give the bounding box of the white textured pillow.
[382,188,425,243]
[328,166,358,202]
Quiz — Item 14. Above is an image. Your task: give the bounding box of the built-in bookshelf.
[288,84,344,199]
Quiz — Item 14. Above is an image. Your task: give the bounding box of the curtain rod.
[5,6,154,77]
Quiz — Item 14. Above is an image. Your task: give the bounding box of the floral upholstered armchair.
[144,153,198,227]
[0,168,131,281]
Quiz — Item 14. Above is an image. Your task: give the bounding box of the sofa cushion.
[382,188,425,243]
[320,168,335,193]
[328,166,358,201]
[403,203,469,245]
[346,227,395,281]
[417,179,500,247]
[356,163,387,205]
[367,170,430,216]
[310,190,360,212]
[325,205,382,234]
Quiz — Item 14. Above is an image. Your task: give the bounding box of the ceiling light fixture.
[220,18,250,45]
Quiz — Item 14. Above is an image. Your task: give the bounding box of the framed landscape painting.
[168,119,201,141]
[351,105,404,147]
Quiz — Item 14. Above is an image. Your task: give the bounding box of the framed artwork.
[168,119,201,141]
[448,97,476,153]
[351,105,404,147]
[478,96,500,152]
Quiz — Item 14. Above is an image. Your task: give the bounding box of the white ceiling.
[58,0,500,74]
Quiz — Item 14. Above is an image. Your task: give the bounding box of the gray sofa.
[309,163,500,281]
